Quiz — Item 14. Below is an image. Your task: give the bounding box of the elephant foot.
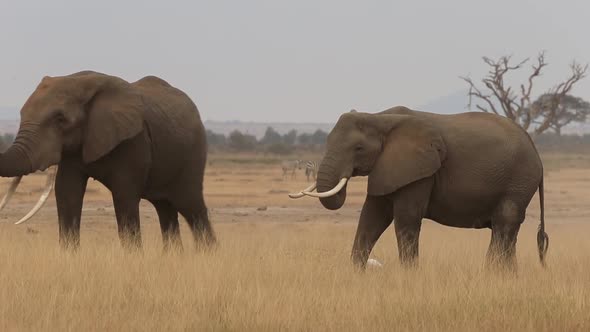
[59,233,80,252]
[119,232,143,253]
[397,240,420,269]
[162,242,184,255]
[350,249,371,271]
[399,258,419,269]
[194,235,217,253]
[485,252,518,275]
[59,241,80,253]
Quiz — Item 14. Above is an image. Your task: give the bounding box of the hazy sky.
[1,0,589,122]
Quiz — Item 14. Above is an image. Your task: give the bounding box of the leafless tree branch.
[461,51,588,136]
[460,76,500,115]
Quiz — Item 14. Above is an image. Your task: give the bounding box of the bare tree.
[460,51,588,136]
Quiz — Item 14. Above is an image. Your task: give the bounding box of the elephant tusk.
[288,183,317,199]
[15,166,57,225]
[301,178,348,198]
[0,176,23,211]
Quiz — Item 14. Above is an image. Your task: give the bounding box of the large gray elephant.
[0,70,215,251]
[290,106,548,269]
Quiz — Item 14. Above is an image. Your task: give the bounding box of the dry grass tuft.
[0,221,588,331]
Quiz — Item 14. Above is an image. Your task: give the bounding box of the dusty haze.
[1,1,589,122]
[1,2,590,330]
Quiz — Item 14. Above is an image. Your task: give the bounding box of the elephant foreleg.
[112,194,142,251]
[391,178,432,268]
[351,195,393,269]
[55,159,88,251]
[393,216,422,267]
[151,200,183,252]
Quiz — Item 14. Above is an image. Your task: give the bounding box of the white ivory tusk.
[0,176,23,211]
[301,178,348,198]
[288,183,317,199]
[15,166,57,225]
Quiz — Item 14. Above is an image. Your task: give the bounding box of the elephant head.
[289,108,447,208]
[0,71,144,222]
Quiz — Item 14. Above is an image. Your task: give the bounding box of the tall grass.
[0,221,588,331]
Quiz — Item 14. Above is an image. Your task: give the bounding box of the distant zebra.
[304,160,319,182]
[281,159,303,179]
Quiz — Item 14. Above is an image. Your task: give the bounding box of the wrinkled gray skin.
[316,106,548,270]
[0,71,215,251]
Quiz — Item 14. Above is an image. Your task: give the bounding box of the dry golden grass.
[0,152,588,331]
[1,222,589,331]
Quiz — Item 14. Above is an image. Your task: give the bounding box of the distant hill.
[202,91,474,138]
[1,90,589,136]
[201,92,476,138]
[418,89,590,135]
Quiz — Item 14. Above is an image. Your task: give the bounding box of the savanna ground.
[0,151,589,331]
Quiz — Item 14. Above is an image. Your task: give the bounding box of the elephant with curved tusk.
[0,165,57,225]
[0,70,215,251]
[290,106,549,270]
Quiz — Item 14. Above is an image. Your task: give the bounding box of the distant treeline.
[0,129,588,155]
[533,132,590,152]
[207,126,590,154]
[206,127,328,154]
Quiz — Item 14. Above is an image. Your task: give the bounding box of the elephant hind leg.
[150,199,182,253]
[486,199,524,271]
[176,196,216,251]
[169,160,216,251]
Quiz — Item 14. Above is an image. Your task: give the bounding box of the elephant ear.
[77,74,144,163]
[367,117,446,196]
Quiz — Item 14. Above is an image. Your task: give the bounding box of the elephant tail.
[537,177,549,267]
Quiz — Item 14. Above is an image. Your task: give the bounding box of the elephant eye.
[55,112,67,125]
[355,144,364,152]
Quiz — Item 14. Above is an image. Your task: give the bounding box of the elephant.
[289,106,549,270]
[0,70,215,251]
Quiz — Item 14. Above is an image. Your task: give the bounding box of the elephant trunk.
[0,145,33,177]
[316,156,348,210]
[0,125,37,177]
